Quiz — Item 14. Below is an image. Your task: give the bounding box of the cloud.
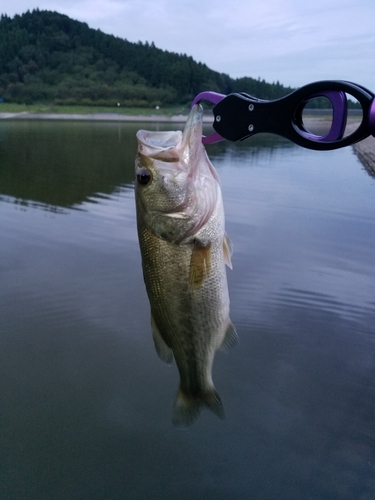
[2,0,374,90]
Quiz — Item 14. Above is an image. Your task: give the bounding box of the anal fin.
[151,315,173,364]
[220,321,238,351]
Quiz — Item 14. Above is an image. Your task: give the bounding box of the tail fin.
[172,387,225,429]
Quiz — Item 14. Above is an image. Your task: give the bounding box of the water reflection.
[0,120,137,210]
[0,120,298,213]
[0,119,374,499]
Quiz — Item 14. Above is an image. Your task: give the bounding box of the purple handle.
[191,91,225,108]
[300,90,347,142]
[191,91,226,143]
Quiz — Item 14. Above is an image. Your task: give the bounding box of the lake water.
[0,119,374,500]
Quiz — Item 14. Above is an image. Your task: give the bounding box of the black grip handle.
[212,80,374,151]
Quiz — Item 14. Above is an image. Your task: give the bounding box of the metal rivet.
[216,115,221,122]
[248,104,254,112]
[248,124,254,132]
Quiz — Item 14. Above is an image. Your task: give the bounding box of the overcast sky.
[2,0,374,92]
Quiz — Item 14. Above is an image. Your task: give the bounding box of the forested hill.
[0,9,293,106]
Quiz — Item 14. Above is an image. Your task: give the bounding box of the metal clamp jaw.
[192,81,375,151]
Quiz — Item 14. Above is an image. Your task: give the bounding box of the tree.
[0,9,294,106]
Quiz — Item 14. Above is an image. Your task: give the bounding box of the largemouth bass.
[135,104,237,428]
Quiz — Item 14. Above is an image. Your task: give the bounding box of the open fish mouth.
[136,129,182,152]
[136,104,204,160]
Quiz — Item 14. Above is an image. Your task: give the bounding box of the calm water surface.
[0,120,374,499]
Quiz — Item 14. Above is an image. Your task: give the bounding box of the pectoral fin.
[189,239,211,288]
[223,233,233,269]
[220,321,238,351]
[151,315,173,364]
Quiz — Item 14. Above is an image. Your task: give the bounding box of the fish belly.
[139,224,230,357]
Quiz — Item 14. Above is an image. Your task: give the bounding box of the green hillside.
[0,9,293,107]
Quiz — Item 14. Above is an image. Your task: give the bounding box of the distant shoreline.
[0,112,357,124]
[0,112,211,123]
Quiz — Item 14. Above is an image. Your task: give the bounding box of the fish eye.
[137,168,152,186]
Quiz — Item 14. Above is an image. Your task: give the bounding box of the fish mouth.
[136,105,204,161]
[136,129,182,153]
